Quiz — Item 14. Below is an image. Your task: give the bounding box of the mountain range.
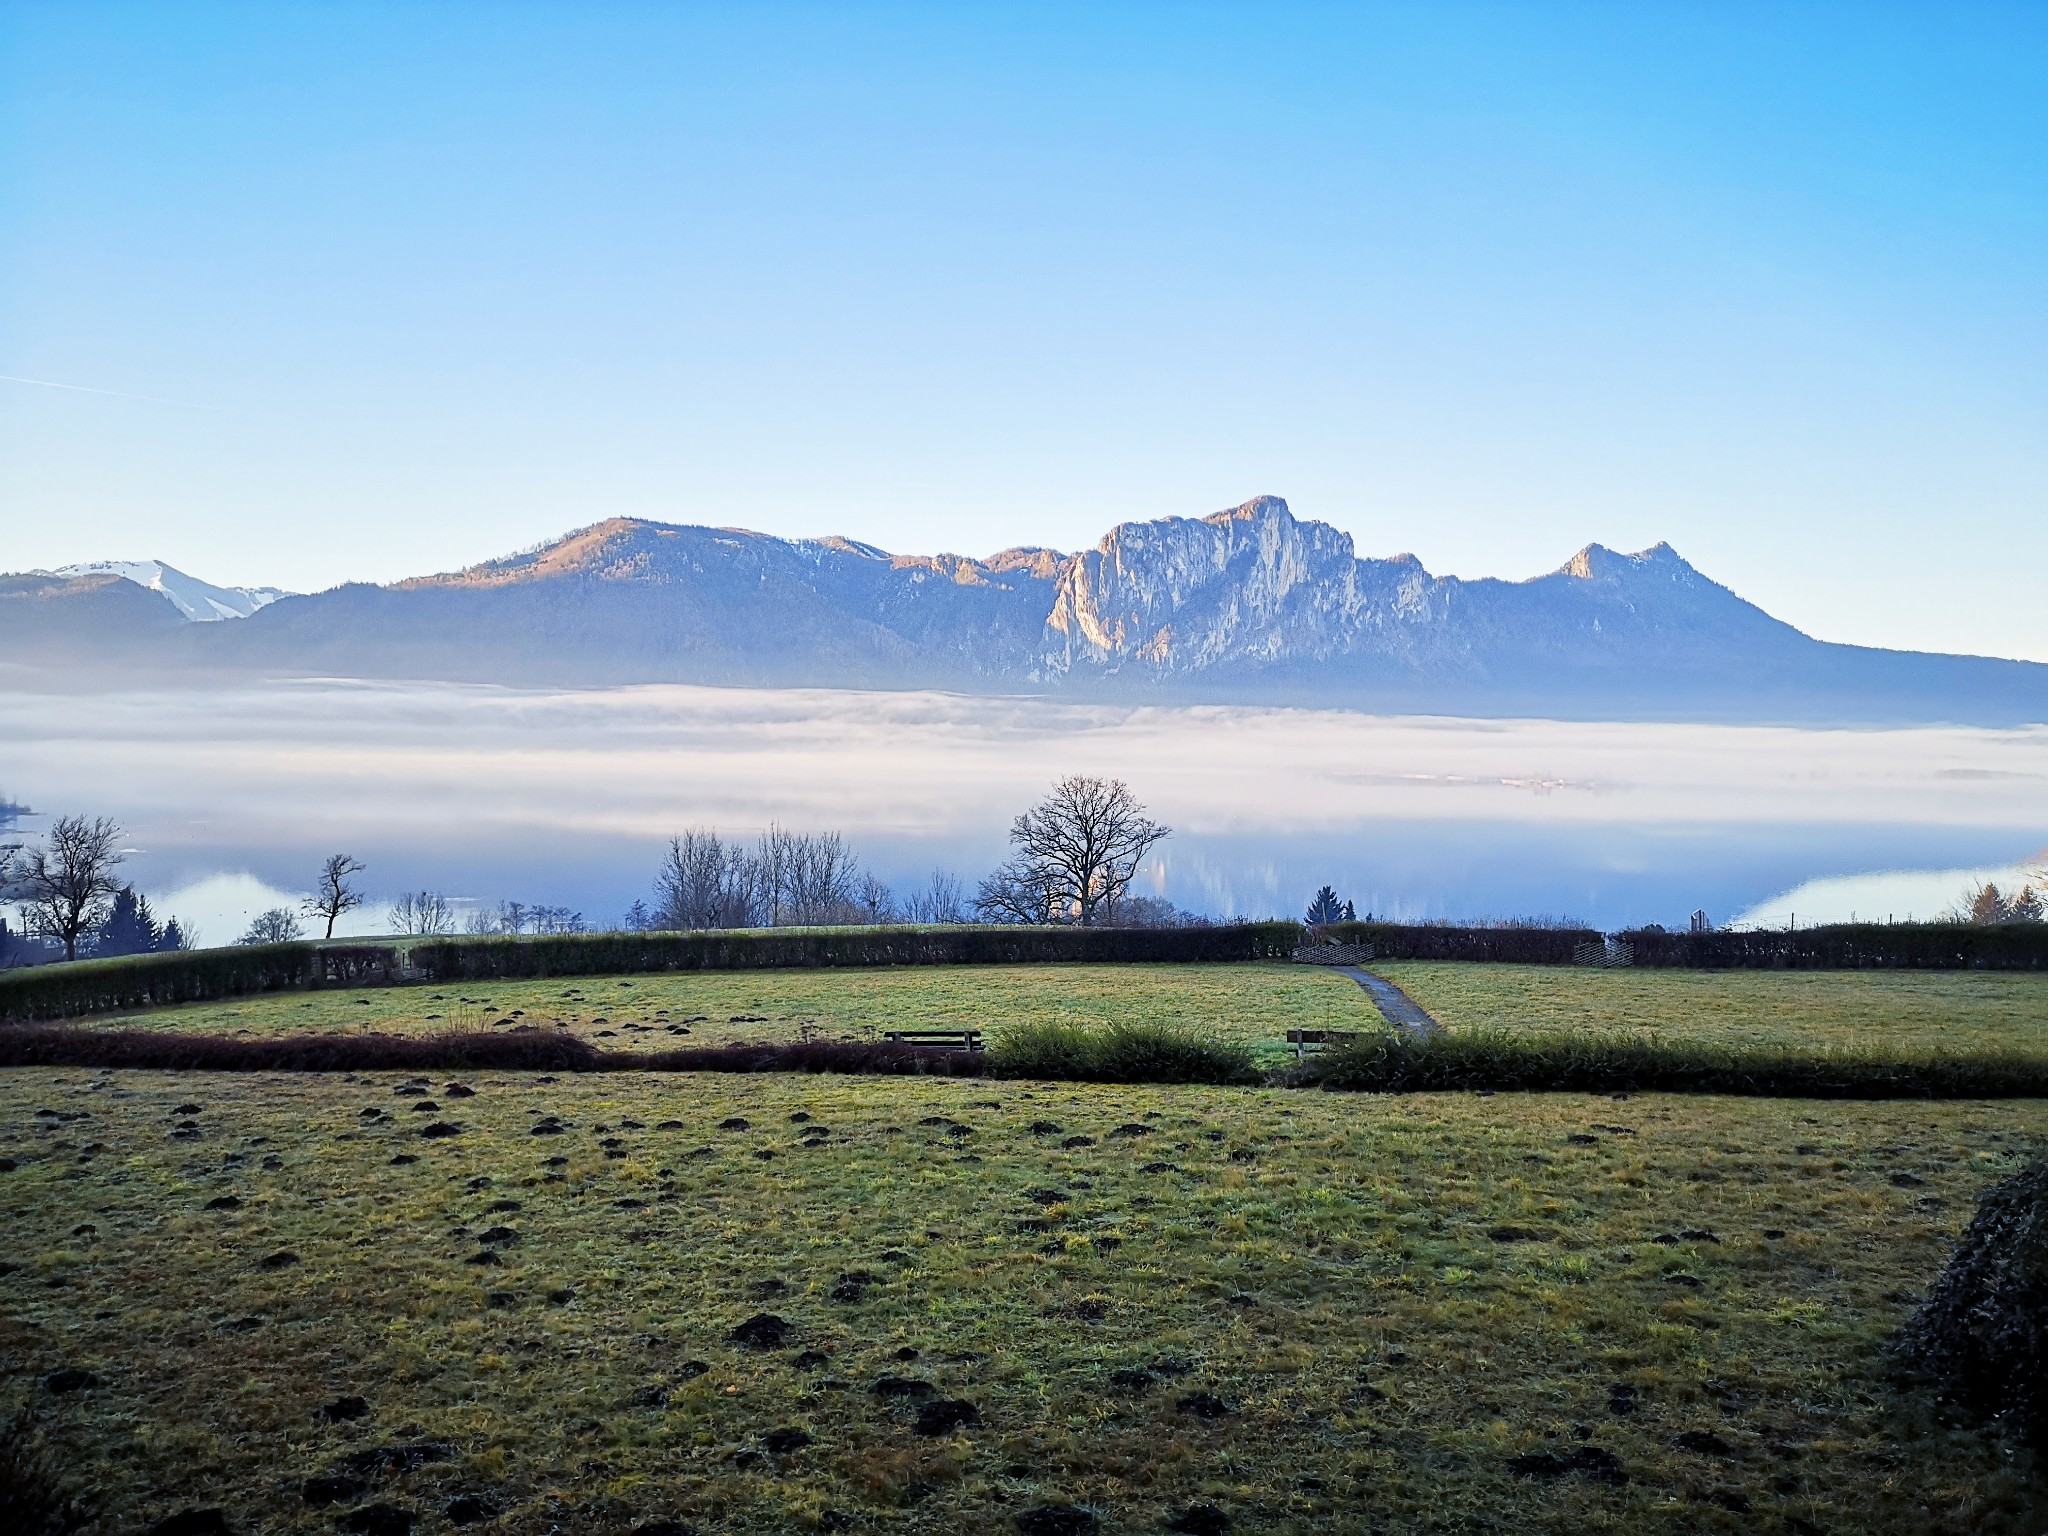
[6,495,2044,724]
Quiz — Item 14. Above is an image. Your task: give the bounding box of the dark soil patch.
[1015,1505,1098,1536]
[1166,1505,1231,1535]
[1673,1430,1736,1456]
[144,1512,231,1536]
[830,1271,875,1302]
[1107,1124,1152,1139]
[749,1279,787,1299]
[913,1398,981,1436]
[1608,1383,1638,1416]
[1175,1391,1232,1420]
[761,1427,811,1453]
[1108,1367,1155,1391]
[303,1475,365,1507]
[792,1350,830,1370]
[256,1251,300,1271]
[337,1443,452,1478]
[718,1118,751,1131]
[1024,1188,1068,1206]
[676,1360,709,1379]
[871,1377,935,1399]
[417,1123,462,1140]
[339,1505,414,1535]
[317,1395,369,1422]
[728,1314,790,1349]
[41,1368,99,1394]
[1487,1226,1538,1242]
[1028,1121,1064,1135]
[1508,1446,1628,1485]
[630,1385,668,1408]
[477,1227,518,1245]
[204,1195,242,1211]
[444,1494,492,1525]
[1059,1136,1095,1149]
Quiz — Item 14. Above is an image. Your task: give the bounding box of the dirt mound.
[1898,1156,2048,1444]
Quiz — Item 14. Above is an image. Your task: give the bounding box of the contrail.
[0,372,222,410]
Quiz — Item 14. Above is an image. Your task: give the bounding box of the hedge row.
[0,923,1302,1024]
[0,943,405,1025]
[1618,922,2048,971]
[1311,922,1603,965]
[1295,1029,2048,1099]
[0,1027,977,1077]
[404,922,1304,982]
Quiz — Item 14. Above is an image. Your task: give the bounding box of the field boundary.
[5,1023,2046,1099]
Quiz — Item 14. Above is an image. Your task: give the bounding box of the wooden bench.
[884,1029,986,1053]
[1285,1028,1362,1061]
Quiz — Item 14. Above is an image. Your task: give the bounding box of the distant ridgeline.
[6,496,2047,724]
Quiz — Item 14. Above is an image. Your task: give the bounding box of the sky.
[2,2,2044,660]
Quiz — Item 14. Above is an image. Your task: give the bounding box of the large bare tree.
[975,775,1170,926]
[303,853,367,939]
[9,814,126,961]
[388,890,455,935]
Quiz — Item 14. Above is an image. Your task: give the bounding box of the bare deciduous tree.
[303,854,367,939]
[903,870,966,924]
[389,890,455,935]
[653,830,757,930]
[9,815,126,961]
[975,776,1170,926]
[239,907,304,945]
[651,825,882,929]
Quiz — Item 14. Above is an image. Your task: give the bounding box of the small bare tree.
[975,776,1170,926]
[903,870,966,924]
[303,854,367,939]
[389,890,455,936]
[9,815,126,961]
[239,907,304,945]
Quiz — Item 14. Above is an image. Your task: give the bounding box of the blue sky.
[2,2,2043,659]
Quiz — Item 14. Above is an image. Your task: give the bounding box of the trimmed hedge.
[404,922,1303,982]
[1295,1029,2048,1099]
[1312,922,1602,965]
[0,923,1301,1025]
[986,1023,1261,1085]
[1621,922,2048,971]
[0,1026,596,1074]
[0,943,404,1025]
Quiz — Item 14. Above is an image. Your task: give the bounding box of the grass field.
[2,1067,2040,1534]
[88,963,1385,1063]
[1377,963,2048,1055]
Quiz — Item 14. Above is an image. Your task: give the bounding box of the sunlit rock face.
[1041,496,1432,676]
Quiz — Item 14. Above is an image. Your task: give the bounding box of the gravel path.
[1338,966,1443,1039]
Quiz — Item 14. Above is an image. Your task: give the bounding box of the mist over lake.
[4,678,2041,942]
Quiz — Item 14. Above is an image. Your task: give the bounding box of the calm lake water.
[4,679,2043,943]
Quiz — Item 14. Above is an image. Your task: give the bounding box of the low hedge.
[0,1027,982,1076]
[404,922,1303,982]
[0,943,404,1025]
[0,923,1301,1024]
[1620,922,2048,971]
[1295,1029,2048,1099]
[1312,922,1602,965]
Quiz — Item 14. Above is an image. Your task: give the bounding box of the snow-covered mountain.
[6,496,2046,725]
[50,559,290,621]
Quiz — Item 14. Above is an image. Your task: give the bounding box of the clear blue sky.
[2,2,2043,659]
